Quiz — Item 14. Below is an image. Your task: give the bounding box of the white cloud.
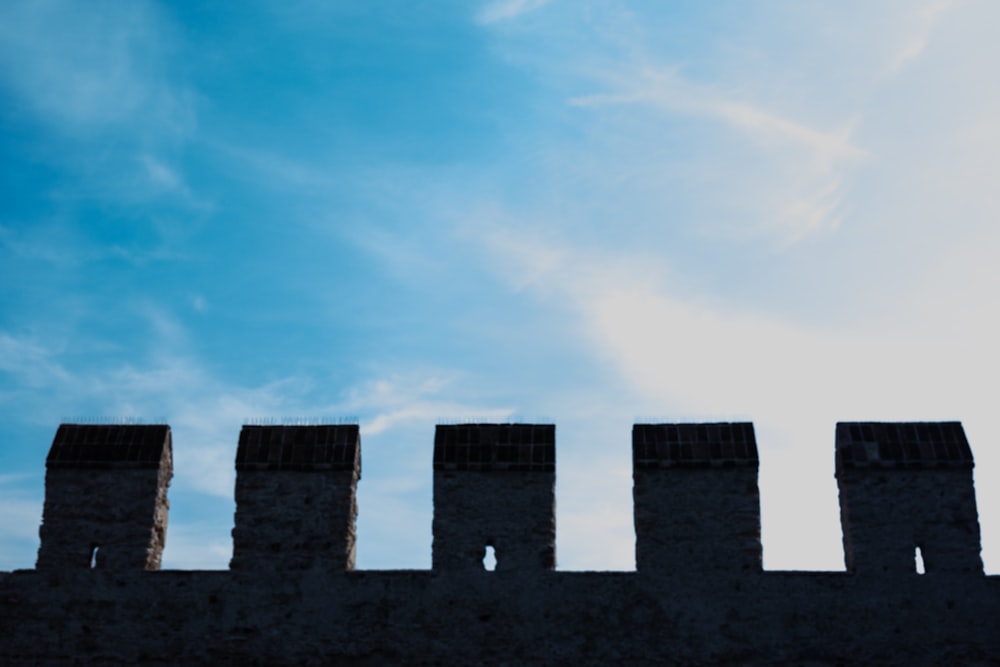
[471,214,1000,570]
[476,223,978,420]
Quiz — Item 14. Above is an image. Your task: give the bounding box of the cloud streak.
[886,0,958,74]
[570,68,866,241]
[478,0,553,25]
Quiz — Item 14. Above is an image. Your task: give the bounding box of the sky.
[1,0,998,573]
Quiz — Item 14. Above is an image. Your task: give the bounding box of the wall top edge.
[632,422,758,466]
[433,424,555,472]
[46,424,171,469]
[236,424,360,472]
[835,421,973,471]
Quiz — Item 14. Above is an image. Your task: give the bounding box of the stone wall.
[0,421,997,666]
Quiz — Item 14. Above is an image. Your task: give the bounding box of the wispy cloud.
[342,374,514,435]
[572,70,865,165]
[0,0,193,134]
[3,0,999,576]
[571,68,866,241]
[0,333,74,394]
[0,221,192,271]
[211,144,338,194]
[886,0,958,74]
[140,155,185,194]
[477,0,553,25]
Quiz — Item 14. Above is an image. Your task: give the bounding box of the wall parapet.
[632,422,762,573]
[1,419,996,664]
[835,421,982,576]
[230,424,361,571]
[35,424,172,571]
[23,420,992,577]
[432,424,556,572]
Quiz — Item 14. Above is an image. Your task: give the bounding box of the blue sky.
[1,0,999,572]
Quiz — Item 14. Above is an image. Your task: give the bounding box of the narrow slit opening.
[90,545,100,569]
[483,545,497,571]
[915,546,925,574]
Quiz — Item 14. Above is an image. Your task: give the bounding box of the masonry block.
[835,421,982,575]
[230,425,360,571]
[36,424,172,570]
[432,424,555,573]
[632,423,761,574]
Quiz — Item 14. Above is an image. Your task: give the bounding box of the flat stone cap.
[434,424,555,472]
[633,423,758,469]
[836,421,973,472]
[236,425,360,472]
[46,424,171,470]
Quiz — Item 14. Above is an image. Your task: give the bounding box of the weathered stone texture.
[433,471,555,572]
[0,569,996,666]
[1,420,997,665]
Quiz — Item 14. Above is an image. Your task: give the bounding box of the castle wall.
[0,569,996,666]
[2,420,998,666]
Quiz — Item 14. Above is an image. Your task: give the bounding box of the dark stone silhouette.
[0,421,997,665]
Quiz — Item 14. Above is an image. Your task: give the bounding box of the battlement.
[633,422,762,574]
[34,424,172,571]
[835,421,982,576]
[231,424,360,571]
[23,420,989,577]
[432,424,556,572]
[1,420,996,666]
